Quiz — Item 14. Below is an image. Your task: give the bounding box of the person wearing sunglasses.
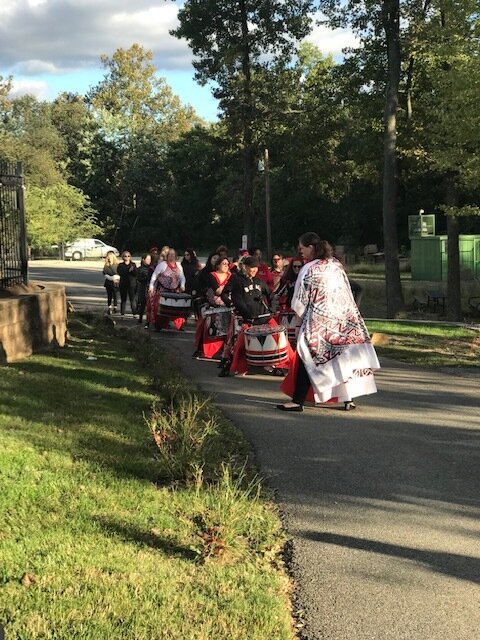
[117,251,138,316]
[269,252,285,293]
[277,258,304,309]
[277,232,380,412]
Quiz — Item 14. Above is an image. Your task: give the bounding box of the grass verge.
[366,319,480,367]
[0,317,295,640]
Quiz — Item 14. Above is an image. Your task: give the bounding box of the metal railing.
[0,161,28,288]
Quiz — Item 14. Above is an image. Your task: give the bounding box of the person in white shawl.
[278,232,379,412]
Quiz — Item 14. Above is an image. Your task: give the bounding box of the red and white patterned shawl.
[292,258,372,366]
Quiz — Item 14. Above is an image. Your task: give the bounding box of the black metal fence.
[0,161,28,288]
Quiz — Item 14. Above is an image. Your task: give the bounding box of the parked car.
[64,239,119,261]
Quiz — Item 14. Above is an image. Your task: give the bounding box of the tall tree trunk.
[240,0,255,244]
[382,0,404,318]
[445,175,462,321]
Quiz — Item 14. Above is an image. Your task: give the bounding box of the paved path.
[156,324,480,640]
[30,262,480,639]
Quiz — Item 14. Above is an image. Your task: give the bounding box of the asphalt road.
[31,261,480,640]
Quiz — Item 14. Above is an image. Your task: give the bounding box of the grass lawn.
[0,319,295,640]
[366,319,480,367]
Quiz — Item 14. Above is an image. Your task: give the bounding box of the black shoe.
[218,368,230,377]
[192,350,202,359]
[276,403,303,412]
[344,401,356,411]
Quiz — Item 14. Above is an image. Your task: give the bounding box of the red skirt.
[194,317,225,359]
[147,291,186,330]
[280,351,338,404]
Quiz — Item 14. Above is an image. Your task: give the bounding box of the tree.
[50,92,98,189]
[172,0,313,244]
[0,94,66,186]
[317,0,405,317]
[86,44,201,248]
[25,183,100,249]
[406,0,480,319]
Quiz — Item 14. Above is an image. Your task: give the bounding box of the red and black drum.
[278,309,298,347]
[244,324,289,368]
[158,292,192,319]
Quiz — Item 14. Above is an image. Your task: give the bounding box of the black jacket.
[229,272,271,322]
[117,261,137,288]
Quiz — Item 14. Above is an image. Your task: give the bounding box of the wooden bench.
[363,244,385,264]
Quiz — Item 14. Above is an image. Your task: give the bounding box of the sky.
[0,0,357,122]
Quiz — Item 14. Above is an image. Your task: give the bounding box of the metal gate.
[0,161,28,287]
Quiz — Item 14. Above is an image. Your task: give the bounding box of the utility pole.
[264,148,272,261]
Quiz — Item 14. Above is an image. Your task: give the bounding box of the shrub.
[174,464,285,564]
[148,395,219,483]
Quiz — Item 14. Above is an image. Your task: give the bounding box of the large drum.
[244,324,289,367]
[204,306,232,338]
[158,292,192,319]
[278,310,298,347]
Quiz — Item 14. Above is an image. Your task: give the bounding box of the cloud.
[306,17,359,58]
[9,78,49,99]
[12,60,60,75]
[0,1,191,75]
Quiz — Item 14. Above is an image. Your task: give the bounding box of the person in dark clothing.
[192,252,218,317]
[219,256,294,377]
[136,253,152,326]
[103,251,119,314]
[277,258,303,309]
[181,248,203,294]
[117,251,137,316]
[349,279,363,306]
[230,255,271,323]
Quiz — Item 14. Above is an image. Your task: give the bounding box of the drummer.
[219,256,294,376]
[148,248,187,332]
[230,255,271,323]
[193,255,232,359]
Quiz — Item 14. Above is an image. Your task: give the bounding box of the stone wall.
[0,282,67,363]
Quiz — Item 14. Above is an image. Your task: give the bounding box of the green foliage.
[0,320,294,639]
[366,319,480,367]
[407,0,480,193]
[439,204,480,218]
[25,183,100,248]
[173,1,313,85]
[148,396,219,483]
[175,464,284,564]
[84,44,201,247]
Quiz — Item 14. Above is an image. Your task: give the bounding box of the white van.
[64,239,120,261]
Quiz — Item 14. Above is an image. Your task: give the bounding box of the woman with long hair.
[136,253,152,327]
[277,257,304,309]
[193,255,232,359]
[277,232,379,412]
[181,248,203,295]
[102,251,119,314]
